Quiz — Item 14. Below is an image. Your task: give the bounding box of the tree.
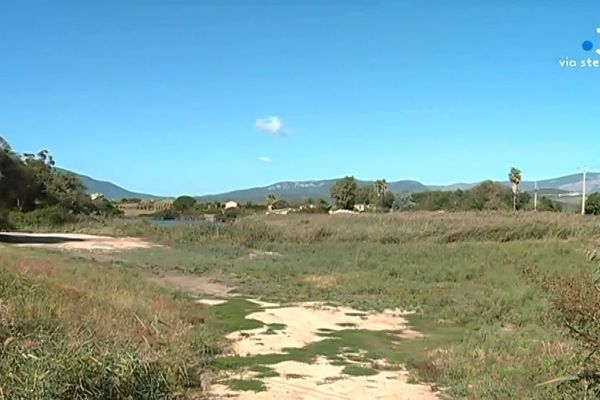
[516,191,531,211]
[330,176,358,210]
[538,196,562,212]
[266,193,278,211]
[372,179,389,209]
[585,193,600,215]
[0,140,31,210]
[355,186,375,205]
[172,195,196,212]
[381,191,395,210]
[318,198,331,210]
[508,167,522,211]
[275,199,290,209]
[374,179,387,198]
[467,180,511,211]
[392,193,415,211]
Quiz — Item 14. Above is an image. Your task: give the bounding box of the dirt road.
[0,232,160,252]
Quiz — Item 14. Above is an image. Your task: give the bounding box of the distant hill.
[61,167,600,203]
[520,173,600,193]
[196,179,429,203]
[197,173,600,203]
[59,169,162,200]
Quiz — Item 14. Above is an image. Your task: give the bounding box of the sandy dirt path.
[0,232,160,252]
[207,300,440,400]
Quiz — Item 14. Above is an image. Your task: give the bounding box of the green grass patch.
[225,379,267,392]
[342,365,379,376]
[345,312,367,317]
[212,297,264,333]
[267,323,287,330]
[285,373,306,379]
[249,365,279,378]
[214,318,464,374]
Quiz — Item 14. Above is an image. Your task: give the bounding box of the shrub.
[534,254,600,397]
[585,193,600,215]
[172,196,196,212]
[9,206,78,228]
[538,196,562,212]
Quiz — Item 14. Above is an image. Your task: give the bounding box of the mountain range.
[67,170,162,200]
[68,169,600,203]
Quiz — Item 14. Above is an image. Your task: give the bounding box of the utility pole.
[582,169,588,215]
[534,181,538,212]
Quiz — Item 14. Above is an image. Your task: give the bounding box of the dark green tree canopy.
[0,137,93,215]
[330,176,358,210]
[585,193,600,215]
[172,195,197,212]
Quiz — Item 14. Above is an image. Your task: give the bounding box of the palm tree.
[374,179,388,197]
[508,167,522,211]
[374,179,388,208]
[266,193,278,211]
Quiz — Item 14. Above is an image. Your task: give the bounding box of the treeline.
[330,177,394,211]
[329,176,563,212]
[406,181,561,212]
[0,137,119,228]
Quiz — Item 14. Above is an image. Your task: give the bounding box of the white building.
[90,193,104,201]
[224,201,239,210]
[354,204,367,212]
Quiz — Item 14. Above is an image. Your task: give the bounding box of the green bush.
[172,196,196,212]
[9,206,79,228]
[585,193,600,215]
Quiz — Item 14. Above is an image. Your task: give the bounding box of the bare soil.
[151,270,234,297]
[208,300,438,400]
[1,232,160,252]
[227,302,421,356]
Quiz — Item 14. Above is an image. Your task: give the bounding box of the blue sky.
[2,0,600,196]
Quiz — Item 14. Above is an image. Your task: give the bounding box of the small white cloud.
[255,116,286,136]
[258,156,272,163]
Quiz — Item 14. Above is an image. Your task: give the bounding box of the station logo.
[559,28,600,68]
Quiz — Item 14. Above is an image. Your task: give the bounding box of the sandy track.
[228,302,421,355]
[211,357,438,400]
[0,232,160,252]
[207,300,439,400]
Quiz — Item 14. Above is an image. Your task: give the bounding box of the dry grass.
[0,247,222,399]
[98,212,600,248]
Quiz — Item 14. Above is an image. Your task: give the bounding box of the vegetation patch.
[0,247,221,399]
[249,365,280,378]
[212,297,264,333]
[342,365,379,376]
[285,373,306,379]
[337,322,358,328]
[225,379,267,392]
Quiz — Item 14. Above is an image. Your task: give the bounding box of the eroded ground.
[204,299,440,400]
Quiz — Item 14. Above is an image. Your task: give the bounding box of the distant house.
[90,193,104,201]
[225,201,239,210]
[354,204,367,212]
[266,208,291,215]
[329,209,358,215]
